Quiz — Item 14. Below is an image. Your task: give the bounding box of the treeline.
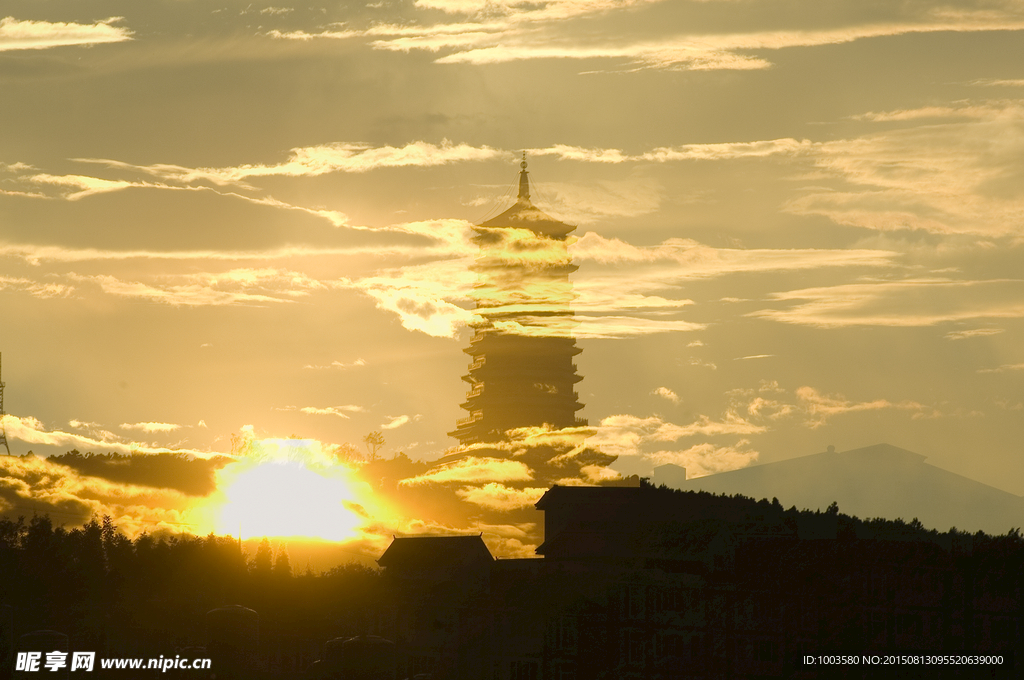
[648,480,1024,558]
[0,515,384,648]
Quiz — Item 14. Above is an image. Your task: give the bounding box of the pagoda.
[449,156,586,445]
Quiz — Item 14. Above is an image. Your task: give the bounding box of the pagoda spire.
[517,151,530,202]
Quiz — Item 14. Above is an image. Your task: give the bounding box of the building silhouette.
[374,485,1023,680]
[449,156,586,446]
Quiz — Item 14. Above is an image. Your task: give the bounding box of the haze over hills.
[660,443,1024,535]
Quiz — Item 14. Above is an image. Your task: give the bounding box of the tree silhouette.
[335,442,363,463]
[274,543,291,578]
[362,431,385,461]
[252,537,273,576]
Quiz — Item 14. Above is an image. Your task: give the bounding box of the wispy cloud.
[0,276,74,298]
[399,456,534,485]
[304,359,367,369]
[591,412,766,459]
[751,279,1024,328]
[0,17,132,52]
[381,415,411,430]
[380,13,1024,71]
[340,258,476,337]
[65,269,330,307]
[796,386,925,427]
[970,78,1024,87]
[853,104,1007,122]
[978,363,1024,374]
[29,173,175,200]
[267,28,359,40]
[120,422,181,433]
[572,232,895,272]
[786,102,1024,238]
[5,415,215,458]
[0,220,473,265]
[298,406,365,418]
[946,328,1005,340]
[79,141,503,187]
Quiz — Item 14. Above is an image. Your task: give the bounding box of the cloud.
[946,328,1005,340]
[0,17,132,52]
[82,141,502,187]
[399,457,534,485]
[785,103,1024,238]
[0,454,203,533]
[652,387,680,403]
[49,450,230,497]
[304,359,367,369]
[796,386,925,427]
[267,28,359,40]
[298,406,365,418]
[743,395,795,421]
[853,104,1007,122]
[639,138,812,162]
[970,79,1024,87]
[455,483,548,511]
[571,232,895,273]
[978,363,1024,374]
[726,381,952,428]
[381,415,411,430]
[646,441,759,479]
[66,269,330,307]
[4,414,216,458]
[26,103,1022,249]
[67,139,809,198]
[412,0,662,19]
[0,220,473,265]
[528,145,633,163]
[0,276,74,299]
[490,314,704,339]
[591,412,765,459]
[751,279,1024,328]
[405,14,1024,70]
[1,162,33,172]
[28,173,175,200]
[120,422,181,433]
[341,258,476,337]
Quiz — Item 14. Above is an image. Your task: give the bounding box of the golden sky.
[2,0,1024,555]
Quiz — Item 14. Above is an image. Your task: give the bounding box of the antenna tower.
[0,353,9,454]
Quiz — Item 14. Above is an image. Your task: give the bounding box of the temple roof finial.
[518,151,530,202]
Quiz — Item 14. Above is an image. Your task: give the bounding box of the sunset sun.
[210,439,368,542]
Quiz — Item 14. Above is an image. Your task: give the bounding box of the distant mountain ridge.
[660,443,1024,535]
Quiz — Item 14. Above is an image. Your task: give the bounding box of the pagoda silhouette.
[449,156,587,446]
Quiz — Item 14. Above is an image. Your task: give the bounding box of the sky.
[2,0,1024,558]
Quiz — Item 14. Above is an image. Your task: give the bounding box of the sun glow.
[209,438,371,542]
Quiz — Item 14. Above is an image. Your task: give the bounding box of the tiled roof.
[377,534,493,570]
